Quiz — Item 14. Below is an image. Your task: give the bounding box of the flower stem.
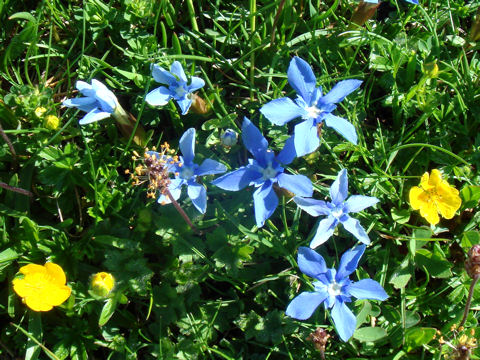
[0,181,32,197]
[249,0,256,100]
[165,189,200,234]
[459,274,480,328]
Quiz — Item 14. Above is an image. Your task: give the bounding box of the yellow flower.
[12,263,71,312]
[44,114,61,130]
[34,107,47,118]
[90,272,115,297]
[409,169,461,225]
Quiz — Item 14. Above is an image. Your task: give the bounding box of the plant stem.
[0,182,32,197]
[249,0,256,100]
[165,189,200,234]
[186,0,199,32]
[459,274,480,328]
[0,122,17,167]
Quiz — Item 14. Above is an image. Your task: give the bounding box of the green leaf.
[98,298,117,326]
[391,208,410,224]
[26,312,42,360]
[405,327,436,352]
[9,11,37,22]
[461,231,480,249]
[353,327,387,342]
[415,248,452,278]
[0,248,19,275]
[461,185,480,209]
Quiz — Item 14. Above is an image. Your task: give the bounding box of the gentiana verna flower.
[63,79,119,125]
[363,0,418,4]
[409,169,461,226]
[260,56,362,156]
[220,129,238,146]
[12,263,71,312]
[146,61,205,115]
[286,245,388,342]
[212,117,313,227]
[294,169,378,248]
[158,128,226,213]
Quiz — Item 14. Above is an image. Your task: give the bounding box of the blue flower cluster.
[64,56,387,342]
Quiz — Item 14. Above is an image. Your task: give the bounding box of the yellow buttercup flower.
[12,263,71,312]
[409,169,461,225]
[90,272,115,297]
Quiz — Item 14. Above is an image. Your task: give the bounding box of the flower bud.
[44,115,61,130]
[35,106,47,118]
[465,245,480,279]
[220,129,238,146]
[90,272,115,297]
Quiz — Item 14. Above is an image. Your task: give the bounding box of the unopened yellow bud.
[91,272,115,297]
[44,115,60,130]
[423,61,439,79]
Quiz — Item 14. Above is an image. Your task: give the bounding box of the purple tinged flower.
[286,245,388,342]
[63,79,119,125]
[220,129,238,146]
[260,56,362,157]
[294,169,379,248]
[157,128,227,213]
[212,117,313,227]
[145,61,205,115]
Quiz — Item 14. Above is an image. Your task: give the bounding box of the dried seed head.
[307,328,330,355]
[465,245,480,279]
[130,143,177,199]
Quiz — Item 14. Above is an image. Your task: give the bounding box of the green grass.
[1,0,480,359]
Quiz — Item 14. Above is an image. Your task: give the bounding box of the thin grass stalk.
[249,0,256,100]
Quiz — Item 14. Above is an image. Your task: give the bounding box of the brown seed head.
[466,245,480,279]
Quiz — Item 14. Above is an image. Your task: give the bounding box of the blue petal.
[63,97,97,112]
[242,117,269,160]
[344,195,379,213]
[196,159,226,176]
[310,215,338,248]
[293,119,320,157]
[341,216,371,245]
[253,182,278,227]
[330,169,348,205]
[293,197,331,217]
[346,279,388,301]
[336,244,366,281]
[404,0,418,4]
[152,64,177,85]
[331,300,357,342]
[363,0,379,2]
[76,80,96,97]
[276,136,297,165]
[324,113,358,145]
[187,77,205,92]
[170,61,187,83]
[211,167,260,191]
[176,97,192,115]
[319,80,362,106]
[277,173,313,197]
[146,86,173,106]
[286,290,328,320]
[187,182,207,214]
[260,98,306,126]
[78,108,111,125]
[179,128,196,165]
[297,246,327,279]
[157,178,183,204]
[94,89,117,113]
[287,56,317,105]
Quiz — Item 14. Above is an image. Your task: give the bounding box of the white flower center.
[328,282,342,296]
[306,105,323,118]
[180,166,194,179]
[175,86,187,98]
[262,164,277,180]
[331,207,344,219]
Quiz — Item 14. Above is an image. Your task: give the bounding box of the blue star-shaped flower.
[260,56,362,157]
[294,169,379,248]
[146,61,205,115]
[212,117,313,227]
[286,245,388,342]
[157,128,226,214]
[63,79,118,125]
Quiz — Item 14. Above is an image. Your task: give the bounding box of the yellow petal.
[12,278,32,298]
[24,296,54,312]
[428,169,443,186]
[409,186,428,210]
[45,284,71,306]
[19,264,47,276]
[45,263,67,285]
[419,201,440,225]
[436,183,461,219]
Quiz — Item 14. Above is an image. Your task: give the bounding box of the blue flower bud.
[220,129,238,146]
